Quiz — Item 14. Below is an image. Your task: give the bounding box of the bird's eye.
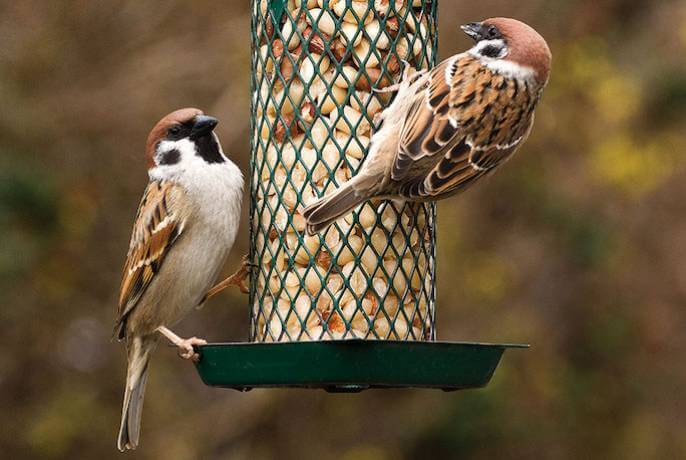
[168,126,181,136]
[488,26,498,38]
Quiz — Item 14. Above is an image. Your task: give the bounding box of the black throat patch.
[195,135,225,164]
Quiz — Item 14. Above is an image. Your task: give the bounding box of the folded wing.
[393,54,534,200]
[115,180,190,339]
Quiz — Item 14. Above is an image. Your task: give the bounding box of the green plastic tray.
[194,340,527,392]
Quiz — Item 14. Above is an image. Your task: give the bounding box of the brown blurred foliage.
[1,1,686,459]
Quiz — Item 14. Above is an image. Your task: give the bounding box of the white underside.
[138,138,244,330]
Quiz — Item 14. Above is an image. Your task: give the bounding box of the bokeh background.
[2,1,686,459]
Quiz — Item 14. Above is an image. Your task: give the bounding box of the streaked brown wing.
[115,180,189,336]
[393,53,535,200]
[400,142,518,200]
[392,57,465,182]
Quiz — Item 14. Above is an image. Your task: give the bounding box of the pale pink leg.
[156,326,206,362]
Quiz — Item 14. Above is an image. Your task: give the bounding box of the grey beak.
[190,115,218,139]
[460,22,482,41]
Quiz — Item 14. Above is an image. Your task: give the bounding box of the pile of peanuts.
[251,0,435,342]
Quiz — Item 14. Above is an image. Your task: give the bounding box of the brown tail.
[117,337,156,451]
[303,182,367,235]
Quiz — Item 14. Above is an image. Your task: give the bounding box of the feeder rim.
[196,339,530,348]
[193,340,528,392]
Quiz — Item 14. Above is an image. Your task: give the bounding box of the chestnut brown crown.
[484,17,551,84]
[145,108,203,167]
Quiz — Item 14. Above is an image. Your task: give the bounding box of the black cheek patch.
[481,45,502,58]
[159,148,181,165]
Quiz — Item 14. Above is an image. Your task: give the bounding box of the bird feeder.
[194,0,525,392]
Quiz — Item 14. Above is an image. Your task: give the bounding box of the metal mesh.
[249,0,438,342]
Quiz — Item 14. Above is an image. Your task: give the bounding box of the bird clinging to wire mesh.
[304,18,551,234]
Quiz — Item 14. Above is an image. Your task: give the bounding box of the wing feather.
[392,54,537,201]
[115,181,189,338]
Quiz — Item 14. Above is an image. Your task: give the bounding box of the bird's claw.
[372,60,425,95]
[230,256,253,294]
[240,254,258,271]
[400,58,412,73]
[177,336,207,362]
[204,255,253,299]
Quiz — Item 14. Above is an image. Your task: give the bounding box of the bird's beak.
[460,22,483,41]
[190,115,219,139]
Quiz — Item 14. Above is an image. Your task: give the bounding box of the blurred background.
[1,0,685,458]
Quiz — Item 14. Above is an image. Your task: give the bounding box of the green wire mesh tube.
[249,0,438,342]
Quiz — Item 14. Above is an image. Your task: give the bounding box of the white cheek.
[154,139,196,163]
[150,139,202,180]
[159,138,196,155]
[468,39,536,80]
[469,39,507,59]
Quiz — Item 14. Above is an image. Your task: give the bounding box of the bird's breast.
[451,60,539,150]
[142,162,243,329]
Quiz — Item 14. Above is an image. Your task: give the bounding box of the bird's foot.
[176,336,207,362]
[205,255,253,298]
[372,62,424,94]
[157,326,206,362]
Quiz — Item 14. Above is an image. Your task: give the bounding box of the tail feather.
[117,337,155,451]
[303,183,367,235]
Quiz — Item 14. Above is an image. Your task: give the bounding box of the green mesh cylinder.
[249,0,438,341]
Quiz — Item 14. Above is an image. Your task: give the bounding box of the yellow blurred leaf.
[27,388,100,458]
[592,75,641,123]
[463,254,512,303]
[341,445,391,460]
[565,39,612,86]
[590,135,684,197]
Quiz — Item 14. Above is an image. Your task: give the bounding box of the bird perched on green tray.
[115,108,247,451]
[304,18,551,235]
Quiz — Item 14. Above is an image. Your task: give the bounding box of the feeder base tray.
[194,340,527,392]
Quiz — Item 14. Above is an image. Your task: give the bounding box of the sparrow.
[115,108,244,451]
[304,18,551,234]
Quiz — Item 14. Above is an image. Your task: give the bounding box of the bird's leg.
[372,61,425,94]
[401,60,427,85]
[156,326,206,362]
[372,82,402,94]
[372,111,384,127]
[400,58,413,75]
[372,62,409,94]
[206,255,253,298]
